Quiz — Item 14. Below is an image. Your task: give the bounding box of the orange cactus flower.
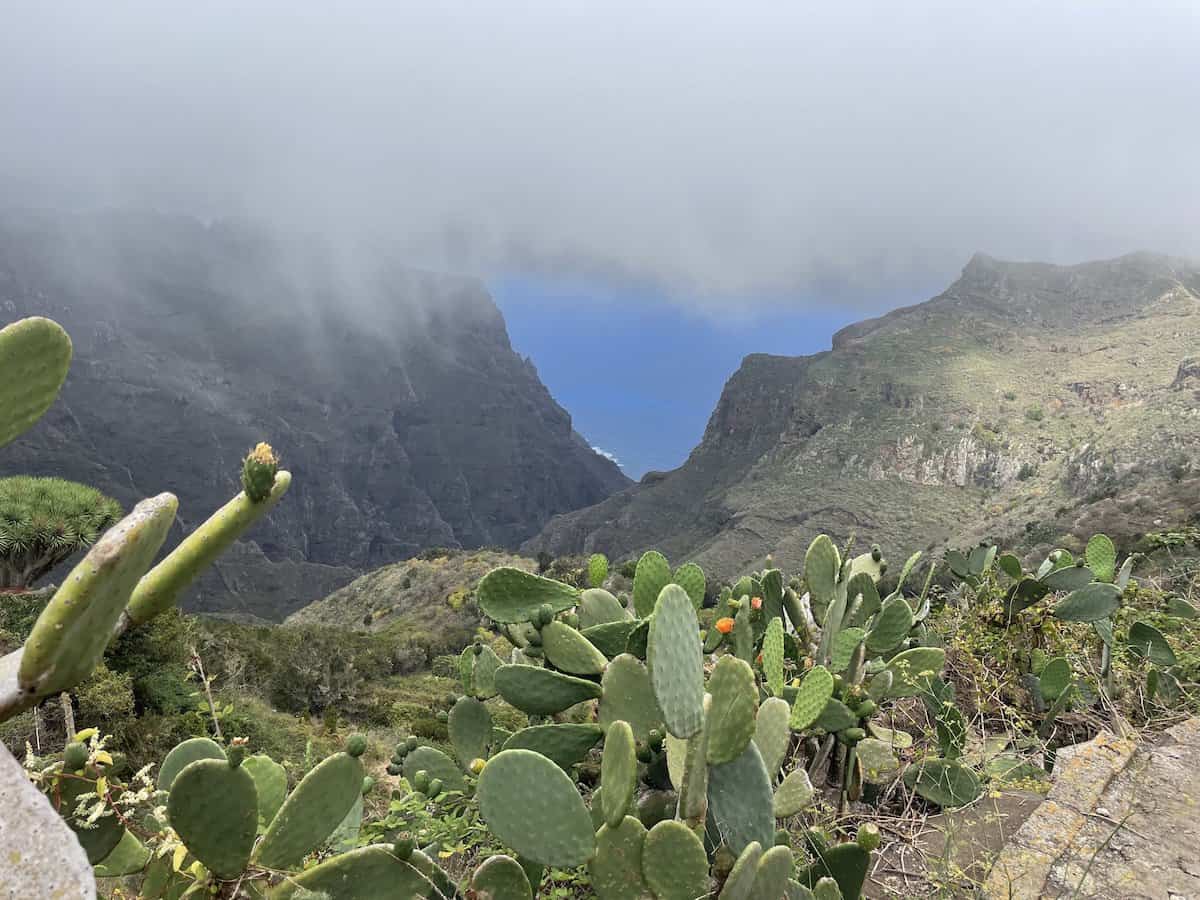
[715,617,735,634]
[750,596,763,610]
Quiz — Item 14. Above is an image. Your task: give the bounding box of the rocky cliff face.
[0,211,628,619]
[529,252,1200,579]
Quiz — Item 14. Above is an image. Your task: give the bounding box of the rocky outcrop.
[530,252,1200,581]
[0,211,628,619]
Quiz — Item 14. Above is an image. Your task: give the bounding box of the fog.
[2,1,1198,307]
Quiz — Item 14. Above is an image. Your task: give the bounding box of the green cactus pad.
[761,568,786,623]
[848,550,885,583]
[641,820,709,900]
[626,618,651,659]
[1040,563,1096,593]
[0,316,73,448]
[752,845,795,899]
[449,696,493,766]
[271,844,434,899]
[581,620,639,657]
[846,572,881,626]
[790,665,835,730]
[647,584,705,739]
[1083,533,1117,583]
[18,494,176,699]
[255,751,365,869]
[633,551,672,617]
[882,647,945,697]
[829,627,865,674]
[708,740,775,854]
[471,854,534,900]
[811,877,843,900]
[472,643,503,699]
[579,588,628,629]
[855,738,900,783]
[502,723,604,770]
[814,698,856,733]
[46,768,126,864]
[600,721,638,828]
[753,697,791,780]
[1051,582,1121,622]
[903,758,981,808]
[673,562,707,610]
[772,767,815,817]
[157,736,227,791]
[242,754,288,831]
[93,829,151,878]
[719,840,763,900]
[459,646,477,695]
[167,758,258,879]
[866,599,914,654]
[589,816,652,900]
[125,477,290,627]
[1128,621,1177,666]
[805,536,841,603]
[402,745,467,793]
[588,553,610,589]
[1038,657,1072,702]
[866,723,913,749]
[676,705,710,827]
[599,653,665,740]
[477,749,596,868]
[475,566,580,624]
[541,620,609,675]
[800,843,868,900]
[494,663,603,716]
[706,655,758,765]
[732,602,755,663]
[762,617,786,697]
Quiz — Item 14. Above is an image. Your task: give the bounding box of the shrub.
[1024,405,1044,422]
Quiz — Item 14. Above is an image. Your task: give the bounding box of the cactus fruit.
[647,584,705,739]
[167,758,259,879]
[600,721,638,829]
[790,665,835,731]
[477,749,596,868]
[449,696,492,766]
[124,473,291,627]
[642,820,709,900]
[62,741,89,771]
[772,767,816,817]
[241,442,279,502]
[402,746,466,793]
[0,316,73,448]
[705,655,758,765]
[475,566,580,624]
[1051,582,1122,622]
[345,733,367,757]
[633,550,673,617]
[540,620,608,674]
[494,663,603,716]
[254,750,366,869]
[501,723,604,770]
[471,854,534,900]
[856,823,881,852]
[589,816,651,899]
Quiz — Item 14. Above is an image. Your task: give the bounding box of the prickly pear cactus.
[240,441,279,502]
[0,316,73,449]
[166,756,259,878]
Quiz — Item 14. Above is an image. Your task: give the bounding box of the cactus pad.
[402,746,466,793]
[93,829,151,878]
[255,751,365,869]
[475,566,580,624]
[1128,621,1177,666]
[449,696,493,766]
[502,723,604,770]
[673,562,707,610]
[541,620,609,675]
[0,316,72,448]
[866,599,913,654]
[600,653,665,739]
[271,844,434,899]
[762,617,785,697]
[647,584,705,738]
[801,842,868,900]
[167,758,258,879]
[804,535,841,604]
[1052,582,1121,622]
[772,768,815,817]
[790,665,835,730]
[589,816,651,900]
[157,736,227,791]
[1038,657,1072,702]
[1040,564,1095,593]
[477,749,596,868]
[125,476,290,626]
[581,620,638,657]
[494,663,603,716]
[19,493,177,698]
[46,764,126,863]
[829,627,865,674]
[882,647,945,697]
[902,758,981,808]
[854,738,900,784]
[587,553,610,589]
[706,655,758,765]
[598,721,638,828]
[633,551,672,617]
[753,697,791,780]
[243,753,288,830]
[719,840,763,900]
[471,854,534,900]
[578,588,628,629]
[753,845,795,899]
[472,643,503,699]
[642,820,709,900]
[1089,534,1119,581]
[708,740,774,854]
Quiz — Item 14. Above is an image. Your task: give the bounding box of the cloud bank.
[2,1,1197,307]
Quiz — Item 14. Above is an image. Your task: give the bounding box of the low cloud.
[590,447,623,469]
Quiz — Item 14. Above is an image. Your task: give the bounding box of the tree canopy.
[0,476,122,591]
